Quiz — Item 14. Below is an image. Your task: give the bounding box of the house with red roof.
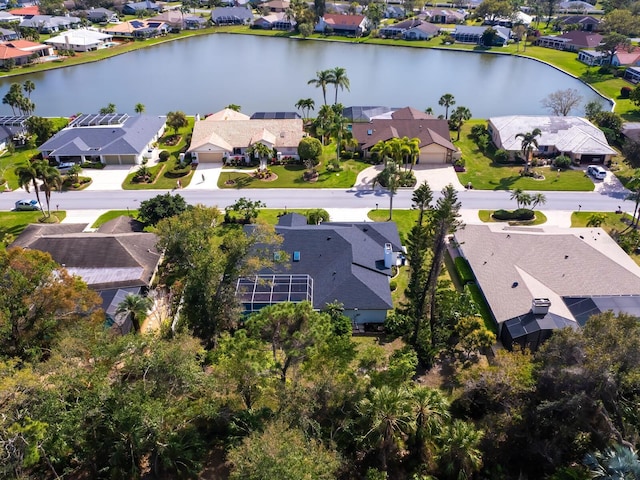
[8,6,40,16]
[612,47,640,67]
[0,40,53,68]
[315,14,370,36]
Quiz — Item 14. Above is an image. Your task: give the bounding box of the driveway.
[593,169,629,198]
[83,165,134,191]
[184,164,223,190]
[354,164,464,191]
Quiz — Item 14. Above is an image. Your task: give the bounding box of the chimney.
[531,298,551,316]
[384,243,393,268]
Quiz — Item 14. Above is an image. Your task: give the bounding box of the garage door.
[197,152,224,163]
[103,155,120,165]
[419,151,447,164]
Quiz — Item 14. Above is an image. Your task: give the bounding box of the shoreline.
[0,27,617,115]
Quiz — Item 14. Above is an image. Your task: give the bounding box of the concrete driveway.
[83,165,134,191]
[354,164,464,191]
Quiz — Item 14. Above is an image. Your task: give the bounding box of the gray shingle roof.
[38,115,166,157]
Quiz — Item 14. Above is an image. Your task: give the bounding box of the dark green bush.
[621,86,632,99]
[494,149,509,163]
[553,155,572,169]
[492,208,535,221]
[454,257,475,284]
[159,150,171,162]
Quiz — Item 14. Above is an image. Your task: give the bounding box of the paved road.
[0,187,631,213]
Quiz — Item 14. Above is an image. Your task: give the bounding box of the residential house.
[83,7,118,23]
[8,6,40,16]
[342,106,395,122]
[148,10,207,30]
[454,224,640,350]
[624,66,640,84]
[452,25,510,45]
[612,47,640,67]
[19,15,83,34]
[252,12,295,30]
[557,0,598,13]
[488,115,617,164]
[556,14,601,31]
[250,112,301,119]
[423,8,465,24]
[38,113,166,165]
[622,122,640,142]
[0,28,19,41]
[45,28,113,52]
[262,0,290,12]
[384,5,405,19]
[122,1,161,15]
[238,213,404,327]
[211,7,253,25]
[534,31,602,52]
[103,19,169,38]
[315,14,370,36]
[0,40,53,67]
[10,217,162,335]
[379,19,439,40]
[578,49,608,66]
[350,107,458,164]
[0,115,28,150]
[187,108,304,163]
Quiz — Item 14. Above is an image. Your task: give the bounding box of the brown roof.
[390,106,434,120]
[351,118,455,151]
[559,31,602,48]
[323,13,365,26]
[10,224,160,290]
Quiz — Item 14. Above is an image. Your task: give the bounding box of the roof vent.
[367,129,373,135]
[532,298,551,315]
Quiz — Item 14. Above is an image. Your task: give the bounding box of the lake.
[0,34,606,118]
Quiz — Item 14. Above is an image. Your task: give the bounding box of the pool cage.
[236,274,314,314]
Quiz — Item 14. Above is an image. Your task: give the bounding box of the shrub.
[389,279,397,291]
[341,150,353,159]
[384,311,412,339]
[81,161,105,169]
[621,86,632,99]
[492,208,535,221]
[159,150,171,162]
[494,149,509,163]
[454,257,475,284]
[553,155,572,169]
[470,124,487,139]
[306,208,329,225]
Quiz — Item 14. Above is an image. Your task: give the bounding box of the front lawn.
[455,121,596,191]
[0,211,67,248]
[217,159,369,189]
[1,147,38,190]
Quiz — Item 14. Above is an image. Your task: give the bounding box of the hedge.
[492,208,535,221]
[465,284,497,334]
[454,257,475,285]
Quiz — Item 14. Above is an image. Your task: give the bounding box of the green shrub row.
[465,284,497,334]
[454,257,475,285]
[492,208,535,221]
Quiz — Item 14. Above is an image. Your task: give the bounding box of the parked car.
[15,199,42,211]
[587,165,607,180]
[55,162,76,172]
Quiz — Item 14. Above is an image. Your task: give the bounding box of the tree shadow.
[494,175,522,190]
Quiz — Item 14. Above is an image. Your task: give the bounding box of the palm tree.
[23,80,35,99]
[399,136,420,172]
[530,192,547,210]
[100,103,116,114]
[308,69,334,105]
[411,386,450,464]
[295,98,315,120]
[38,162,62,218]
[438,93,456,119]
[134,103,145,114]
[330,66,350,104]
[586,213,607,227]
[584,444,640,480]
[515,128,542,175]
[15,162,43,213]
[359,385,414,472]
[510,188,532,209]
[373,161,402,220]
[437,420,484,480]
[449,106,472,141]
[328,112,350,161]
[371,139,394,166]
[225,104,241,112]
[247,142,273,170]
[623,169,640,230]
[425,107,434,115]
[115,293,153,333]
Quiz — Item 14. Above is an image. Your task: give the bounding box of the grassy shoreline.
[1,25,632,118]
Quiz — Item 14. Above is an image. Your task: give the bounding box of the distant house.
[612,47,640,67]
[315,14,369,36]
[252,12,295,30]
[83,7,118,23]
[423,8,465,24]
[38,113,166,165]
[103,19,170,38]
[384,5,405,19]
[578,49,608,66]
[454,224,640,350]
[45,28,113,52]
[211,7,253,25]
[557,0,598,13]
[122,1,161,15]
[0,28,19,42]
[8,6,40,16]
[534,31,602,52]
[0,11,22,23]
[19,15,83,34]
[379,19,439,40]
[0,40,53,67]
[250,111,301,119]
[624,66,640,84]
[238,213,404,327]
[10,217,161,335]
[452,25,510,45]
[342,106,394,122]
[556,14,601,31]
[488,115,617,164]
[0,115,28,150]
[148,10,207,30]
[262,0,290,12]
[350,107,458,164]
[188,109,304,163]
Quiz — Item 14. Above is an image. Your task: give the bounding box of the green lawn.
[91,210,138,228]
[0,211,67,248]
[572,211,640,266]
[478,210,548,226]
[455,121,596,191]
[123,119,195,190]
[218,159,369,189]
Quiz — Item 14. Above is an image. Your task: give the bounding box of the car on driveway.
[55,162,76,172]
[15,199,42,211]
[587,165,607,180]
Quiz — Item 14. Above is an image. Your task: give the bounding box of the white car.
[587,165,607,180]
[15,199,42,211]
[56,162,76,171]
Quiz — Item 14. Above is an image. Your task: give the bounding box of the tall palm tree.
[371,139,394,166]
[437,420,484,480]
[115,293,153,333]
[530,192,547,210]
[510,188,532,209]
[449,106,472,141]
[295,98,315,119]
[411,386,450,464]
[134,103,145,114]
[308,69,334,105]
[330,66,350,104]
[515,128,542,175]
[247,142,273,170]
[438,93,456,119]
[359,385,414,472]
[38,162,62,218]
[15,162,43,213]
[623,169,640,230]
[23,80,35,99]
[373,161,401,220]
[401,136,421,172]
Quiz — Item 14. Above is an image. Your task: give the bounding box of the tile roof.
[559,30,602,47]
[38,114,166,157]
[454,224,640,325]
[323,13,366,26]
[9,6,40,15]
[350,117,455,151]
